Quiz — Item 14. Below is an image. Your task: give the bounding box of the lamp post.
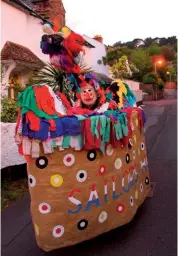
[154,60,162,73]
[166,71,171,82]
[154,60,163,101]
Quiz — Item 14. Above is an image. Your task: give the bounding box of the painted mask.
[80,84,97,107]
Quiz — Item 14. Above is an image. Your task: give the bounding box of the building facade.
[1,0,65,98]
[83,35,110,77]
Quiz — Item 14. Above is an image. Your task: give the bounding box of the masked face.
[80,84,97,107]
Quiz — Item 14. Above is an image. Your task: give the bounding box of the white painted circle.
[39,202,51,214]
[39,159,45,166]
[106,145,114,156]
[101,167,104,173]
[28,174,36,187]
[140,183,143,192]
[80,222,85,227]
[63,154,75,166]
[99,211,108,223]
[53,225,65,238]
[114,158,122,169]
[76,170,88,183]
[129,138,133,146]
[118,206,123,212]
[130,196,134,206]
[132,150,136,160]
[89,153,94,158]
[141,142,145,151]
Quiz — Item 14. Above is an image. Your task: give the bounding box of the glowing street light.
[154,60,163,72]
[166,71,171,82]
[157,60,162,64]
[154,60,163,101]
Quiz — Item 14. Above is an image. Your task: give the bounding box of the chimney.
[93,35,103,43]
[32,0,66,28]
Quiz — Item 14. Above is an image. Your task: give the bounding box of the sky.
[62,0,177,46]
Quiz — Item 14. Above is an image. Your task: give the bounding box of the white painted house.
[83,35,110,77]
[1,0,66,98]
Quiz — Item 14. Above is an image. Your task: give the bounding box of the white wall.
[1,1,49,63]
[123,79,143,103]
[1,123,26,169]
[83,35,109,76]
[1,2,111,77]
[123,79,140,91]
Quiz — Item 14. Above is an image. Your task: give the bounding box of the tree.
[142,72,157,84]
[167,36,177,45]
[162,46,176,61]
[119,47,132,59]
[147,44,162,56]
[144,37,153,47]
[159,37,168,46]
[110,55,137,79]
[102,48,126,65]
[113,41,122,47]
[164,65,177,82]
[131,48,152,73]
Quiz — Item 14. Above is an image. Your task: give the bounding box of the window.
[97,60,102,65]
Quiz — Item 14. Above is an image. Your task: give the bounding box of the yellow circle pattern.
[51,174,63,188]
[34,224,39,236]
[135,190,138,199]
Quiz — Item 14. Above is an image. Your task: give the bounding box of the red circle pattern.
[116,204,125,214]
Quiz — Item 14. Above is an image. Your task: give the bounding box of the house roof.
[1,41,45,68]
[2,0,94,48]
[2,0,32,13]
[2,0,65,17]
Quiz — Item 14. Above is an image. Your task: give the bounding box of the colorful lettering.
[104,180,108,203]
[122,174,130,193]
[112,176,122,199]
[68,189,82,214]
[85,184,101,211]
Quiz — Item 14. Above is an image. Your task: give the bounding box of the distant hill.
[103,36,177,83]
[107,36,177,50]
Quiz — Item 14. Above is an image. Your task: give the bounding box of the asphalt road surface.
[1,99,177,256]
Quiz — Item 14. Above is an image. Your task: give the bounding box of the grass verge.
[1,178,29,211]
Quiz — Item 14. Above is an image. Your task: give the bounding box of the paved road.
[1,99,177,256]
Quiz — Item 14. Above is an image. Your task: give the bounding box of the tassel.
[22,137,32,155]
[31,140,40,158]
[42,139,53,154]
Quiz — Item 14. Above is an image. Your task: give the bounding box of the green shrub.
[142,72,157,84]
[1,97,19,123]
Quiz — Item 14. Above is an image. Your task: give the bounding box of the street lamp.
[154,60,163,72]
[166,71,171,82]
[154,60,163,101]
